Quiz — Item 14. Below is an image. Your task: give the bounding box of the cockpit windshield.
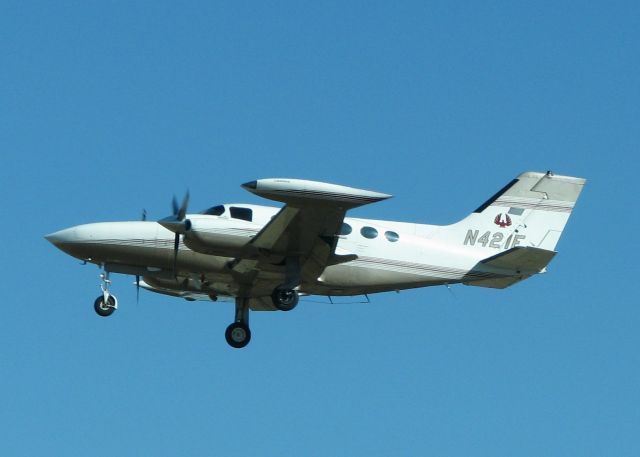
[201,205,253,222]
[230,206,252,222]
[201,205,226,216]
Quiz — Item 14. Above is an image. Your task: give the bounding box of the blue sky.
[1,1,639,455]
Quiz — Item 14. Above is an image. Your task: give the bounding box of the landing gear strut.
[225,297,251,348]
[94,270,118,317]
[270,257,301,311]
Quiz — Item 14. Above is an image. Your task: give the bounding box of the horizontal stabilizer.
[481,246,556,273]
[465,247,556,289]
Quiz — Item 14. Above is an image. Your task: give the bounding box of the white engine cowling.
[182,216,257,257]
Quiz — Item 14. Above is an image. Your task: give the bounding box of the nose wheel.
[94,295,117,317]
[94,269,118,317]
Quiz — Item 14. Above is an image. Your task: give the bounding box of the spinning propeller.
[136,208,148,302]
[158,192,191,276]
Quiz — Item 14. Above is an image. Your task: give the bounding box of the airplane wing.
[229,179,391,303]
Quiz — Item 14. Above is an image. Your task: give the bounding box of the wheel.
[94,295,117,317]
[271,288,299,311]
[225,322,251,348]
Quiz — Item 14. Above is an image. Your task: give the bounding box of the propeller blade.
[177,191,189,221]
[136,275,140,304]
[141,209,147,221]
[172,195,179,216]
[159,191,191,277]
[173,232,180,276]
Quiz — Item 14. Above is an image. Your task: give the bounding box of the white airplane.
[46,171,585,348]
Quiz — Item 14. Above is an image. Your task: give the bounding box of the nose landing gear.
[94,270,118,317]
[94,294,117,316]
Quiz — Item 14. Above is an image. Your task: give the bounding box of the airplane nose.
[45,227,77,246]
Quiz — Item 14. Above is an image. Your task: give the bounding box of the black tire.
[94,295,116,317]
[271,288,299,311]
[225,322,251,348]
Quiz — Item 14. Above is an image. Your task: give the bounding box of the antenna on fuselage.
[445,283,458,300]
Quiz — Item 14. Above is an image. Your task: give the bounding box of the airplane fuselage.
[46,172,585,347]
[47,203,508,303]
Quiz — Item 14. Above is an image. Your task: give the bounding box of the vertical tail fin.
[454,171,586,252]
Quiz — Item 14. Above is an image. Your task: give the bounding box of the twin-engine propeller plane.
[46,171,585,348]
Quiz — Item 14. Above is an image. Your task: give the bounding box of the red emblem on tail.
[494,213,512,228]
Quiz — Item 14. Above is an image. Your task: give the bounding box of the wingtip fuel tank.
[242,178,392,208]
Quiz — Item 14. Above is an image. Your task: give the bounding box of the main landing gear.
[90,268,301,349]
[224,287,299,348]
[271,287,299,311]
[94,270,118,317]
[225,297,251,348]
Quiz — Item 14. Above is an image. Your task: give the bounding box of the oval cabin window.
[339,223,352,235]
[360,226,378,239]
[385,231,399,242]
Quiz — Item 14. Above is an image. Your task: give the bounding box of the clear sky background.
[1,1,638,455]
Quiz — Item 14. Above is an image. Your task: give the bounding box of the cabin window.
[360,226,378,239]
[339,223,352,236]
[230,206,253,222]
[385,231,400,242]
[202,205,226,216]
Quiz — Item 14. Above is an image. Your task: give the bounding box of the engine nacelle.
[182,216,256,258]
